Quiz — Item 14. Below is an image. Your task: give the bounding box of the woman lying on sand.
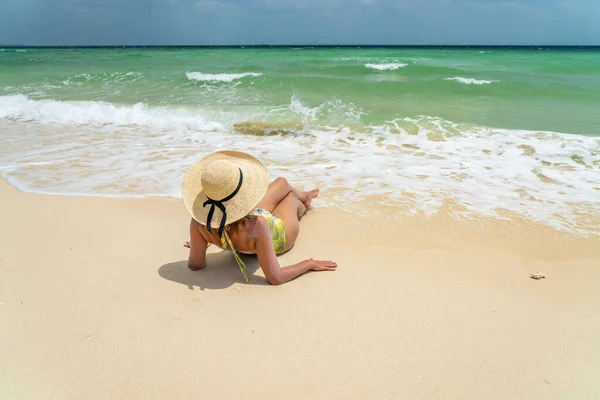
[182,150,337,285]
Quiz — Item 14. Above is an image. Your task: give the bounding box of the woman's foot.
[302,188,320,209]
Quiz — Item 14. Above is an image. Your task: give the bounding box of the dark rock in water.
[233,121,302,136]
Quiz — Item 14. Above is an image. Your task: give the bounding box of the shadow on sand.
[158,251,268,290]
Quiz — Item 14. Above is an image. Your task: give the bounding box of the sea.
[1,46,599,236]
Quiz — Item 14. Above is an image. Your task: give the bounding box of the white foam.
[186,72,263,82]
[445,77,495,85]
[335,57,373,61]
[365,63,408,71]
[0,94,224,130]
[62,72,144,86]
[289,93,365,125]
[1,95,599,236]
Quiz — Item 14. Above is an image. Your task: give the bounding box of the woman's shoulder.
[238,214,268,238]
[236,216,274,255]
[230,215,268,249]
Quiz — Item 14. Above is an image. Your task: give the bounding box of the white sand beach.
[1,178,600,399]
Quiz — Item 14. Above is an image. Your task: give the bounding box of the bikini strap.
[223,230,250,283]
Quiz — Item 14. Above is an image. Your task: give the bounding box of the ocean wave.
[444,77,495,85]
[1,95,599,236]
[0,94,223,131]
[0,94,364,132]
[365,63,408,71]
[289,94,365,125]
[186,72,263,82]
[334,57,371,61]
[62,72,144,86]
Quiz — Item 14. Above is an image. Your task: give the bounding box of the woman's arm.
[187,219,208,271]
[254,217,337,285]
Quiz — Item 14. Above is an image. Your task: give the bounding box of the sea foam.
[186,72,263,82]
[1,95,599,236]
[0,94,223,131]
[62,72,144,86]
[365,63,408,71]
[444,77,495,85]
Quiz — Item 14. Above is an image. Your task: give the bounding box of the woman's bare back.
[199,217,262,254]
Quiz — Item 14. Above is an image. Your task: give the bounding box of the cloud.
[252,0,345,11]
[196,0,243,13]
[252,0,384,9]
[457,1,537,13]
[382,0,450,11]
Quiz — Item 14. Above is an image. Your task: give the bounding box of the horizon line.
[2,44,600,49]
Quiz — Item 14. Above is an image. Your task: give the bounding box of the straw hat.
[182,150,269,236]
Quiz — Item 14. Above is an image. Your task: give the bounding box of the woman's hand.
[184,241,211,249]
[309,259,338,271]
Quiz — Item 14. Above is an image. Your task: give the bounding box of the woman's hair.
[223,214,255,236]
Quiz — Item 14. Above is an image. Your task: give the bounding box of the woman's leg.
[255,177,319,213]
[271,192,306,249]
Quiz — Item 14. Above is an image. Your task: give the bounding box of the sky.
[0,0,599,45]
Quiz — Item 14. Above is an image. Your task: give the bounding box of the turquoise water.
[1,47,599,235]
[2,47,600,134]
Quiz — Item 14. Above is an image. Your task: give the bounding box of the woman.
[182,150,337,285]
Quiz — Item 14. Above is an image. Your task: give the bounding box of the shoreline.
[3,172,598,261]
[1,178,600,399]
[2,114,599,239]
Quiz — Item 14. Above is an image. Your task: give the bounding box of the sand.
[1,178,600,399]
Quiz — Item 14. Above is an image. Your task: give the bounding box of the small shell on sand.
[530,273,546,280]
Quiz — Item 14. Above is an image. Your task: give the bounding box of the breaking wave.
[444,77,495,85]
[1,94,599,236]
[186,72,263,82]
[365,63,408,71]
